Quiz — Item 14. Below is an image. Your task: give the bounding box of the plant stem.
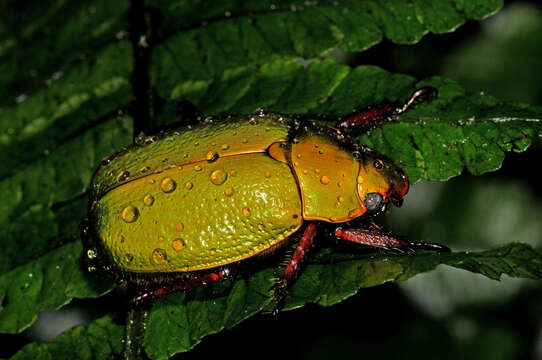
[123,306,150,360]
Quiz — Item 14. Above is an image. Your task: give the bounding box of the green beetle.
[81,88,448,302]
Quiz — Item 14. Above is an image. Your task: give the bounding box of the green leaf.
[8,314,123,360]
[154,57,542,184]
[151,0,503,99]
[0,116,132,275]
[0,114,130,334]
[0,241,114,334]
[0,41,133,178]
[0,0,130,105]
[1,0,540,358]
[144,243,541,359]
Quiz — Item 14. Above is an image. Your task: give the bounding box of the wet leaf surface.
[9,314,123,360]
[144,243,541,359]
[1,0,541,359]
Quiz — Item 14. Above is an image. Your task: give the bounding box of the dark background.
[2,0,542,359]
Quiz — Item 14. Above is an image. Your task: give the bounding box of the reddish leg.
[335,227,450,252]
[336,87,437,130]
[272,223,318,312]
[284,223,318,284]
[131,267,232,304]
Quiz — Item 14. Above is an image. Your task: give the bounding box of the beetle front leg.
[335,227,450,252]
[273,223,318,312]
[336,87,437,131]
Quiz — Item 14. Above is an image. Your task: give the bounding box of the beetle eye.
[364,192,383,213]
[373,159,383,169]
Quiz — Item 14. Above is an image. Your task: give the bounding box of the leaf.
[0,116,132,275]
[0,115,130,334]
[2,58,542,337]
[0,40,133,178]
[0,0,130,106]
[0,0,540,358]
[153,57,542,183]
[144,243,542,359]
[0,241,115,335]
[152,0,503,99]
[8,314,123,360]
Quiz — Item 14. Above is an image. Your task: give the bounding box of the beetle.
[80,87,449,305]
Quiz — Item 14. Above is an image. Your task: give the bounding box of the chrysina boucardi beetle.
[81,88,449,305]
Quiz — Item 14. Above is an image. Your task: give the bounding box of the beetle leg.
[272,223,318,313]
[131,267,233,305]
[334,227,450,252]
[336,87,437,131]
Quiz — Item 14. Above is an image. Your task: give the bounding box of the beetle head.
[356,150,409,215]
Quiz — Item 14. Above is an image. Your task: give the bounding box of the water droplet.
[161,178,176,193]
[242,207,251,217]
[230,170,237,177]
[172,239,185,251]
[210,248,217,255]
[140,166,151,173]
[143,194,154,206]
[185,181,193,190]
[296,153,302,159]
[158,236,165,242]
[337,181,343,187]
[176,223,184,232]
[122,206,139,223]
[206,150,219,162]
[210,169,228,185]
[337,195,344,203]
[264,171,271,178]
[221,144,230,150]
[87,249,97,259]
[117,171,130,182]
[152,248,167,264]
[241,138,248,143]
[315,168,320,174]
[257,223,265,230]
[195,165,203,171]
[125,253,134,262]
[318,150,324,155]
[302,169,308,174]
[320,175,330,185]
[224,187,234,196]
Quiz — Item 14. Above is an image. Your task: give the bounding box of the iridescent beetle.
[81,88,449,305]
